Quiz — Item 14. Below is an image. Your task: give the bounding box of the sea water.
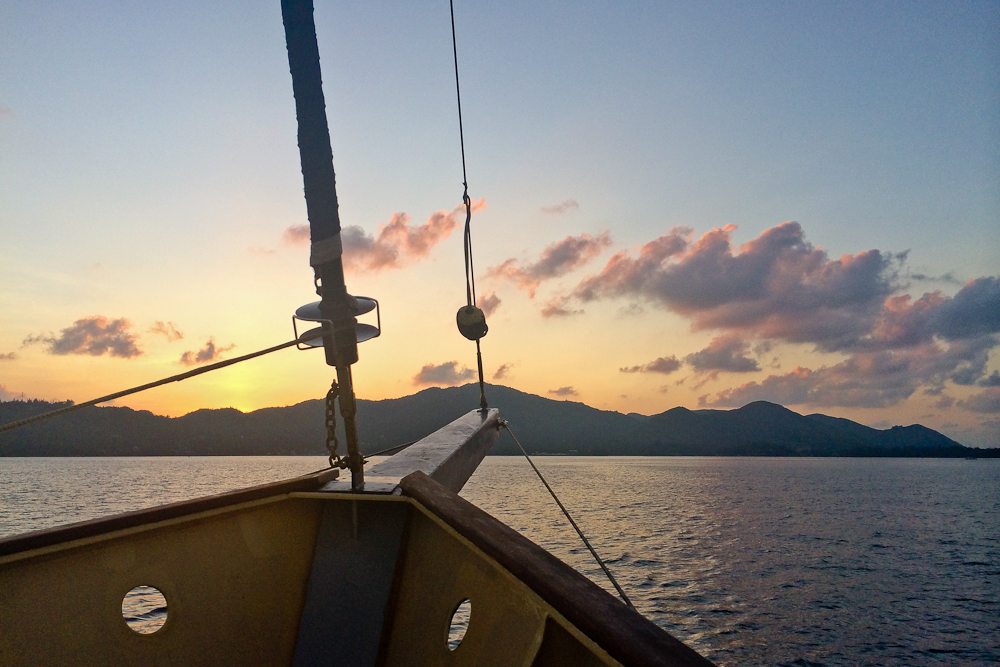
[0,456,996,666]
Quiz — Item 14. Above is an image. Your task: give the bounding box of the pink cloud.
[620,356,682,375]
[540,297,584,318]
[413,361,475,386]
[149,321,183,342]
[572,222,904,349]
[959,387,1000,414]
[283,224,310,244]
[548,386,578,397]
[24,316,142,359]
[541,200,580,214]
[477,292,501,317]
[488,231,612,298]
[684,335,760,375]
[179,339,235,366]
[700,335,997,409]
[492,363,512,380]
[284,200,484,272]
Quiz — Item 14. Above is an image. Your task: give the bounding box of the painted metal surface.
[382,500,622,667]
[292,498,411,667]
[400,472,717,667]
[0,497,321,666]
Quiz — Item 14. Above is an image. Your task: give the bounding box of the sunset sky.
[1,1,998,446]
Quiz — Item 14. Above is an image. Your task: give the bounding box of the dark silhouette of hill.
[1,385,993,457]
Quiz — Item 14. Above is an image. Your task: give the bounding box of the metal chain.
[324,379,350,470]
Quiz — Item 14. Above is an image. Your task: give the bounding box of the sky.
[1,1,998,446]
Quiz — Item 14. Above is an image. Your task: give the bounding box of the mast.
[280,0,364,490]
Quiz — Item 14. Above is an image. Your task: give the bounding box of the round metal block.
[295,297,377,322]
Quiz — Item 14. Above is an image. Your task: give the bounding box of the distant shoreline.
[3,385,995,457]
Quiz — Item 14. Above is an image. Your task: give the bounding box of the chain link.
[325,379,350,470]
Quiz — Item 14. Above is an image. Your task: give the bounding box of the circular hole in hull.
[122,585,168,634]
[447,598,472,650]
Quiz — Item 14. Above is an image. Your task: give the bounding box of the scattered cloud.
[958,387,1000,414]
[149,321,183,342]
[685,335,761,375]
[620,356,682,375]
[0,352,15,361]
[477,292,501,317]
[935,395,955,409]
[980,370,1000,387]
[0,384,20,401]
[285,201,484,272]
[413,361,475,386]
[700,334,998,408]
[548,386,578,397]
[488,231,612,297]
[541,200,580,214]
[179,338,235,366]
[540,297,584,318]
[572,223,910,350]
[492,363,512,380]
[248,246,278,256]
[538,221,1000,408]
[910,271,961,285]
[617,303,645,317]
[23,316,142,358]
[283,224,310,244]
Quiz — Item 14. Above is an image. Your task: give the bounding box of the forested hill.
[0,384,992,457]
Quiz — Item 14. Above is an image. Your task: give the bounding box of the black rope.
[365,439,417,458]
[449,0,468,192]
[501,420,635,608]
[450,0,488,411]
[0,330,324,434]
[451,0,476,309]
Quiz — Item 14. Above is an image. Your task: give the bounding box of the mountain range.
[0,383,992,457]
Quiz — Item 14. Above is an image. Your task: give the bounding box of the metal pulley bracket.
[293,296,381,350]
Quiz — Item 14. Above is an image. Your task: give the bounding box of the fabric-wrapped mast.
[281,0,364,490]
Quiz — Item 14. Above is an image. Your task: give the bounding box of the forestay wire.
[0,330,324,435]
[500,420,635,608]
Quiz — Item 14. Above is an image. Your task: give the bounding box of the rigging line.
[0,330,324,435]
[500,420,636,608]
[450,0,477,309]
[449,0,468,188]
[449,0,487,412]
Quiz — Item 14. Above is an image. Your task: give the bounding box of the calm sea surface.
[1,456,997,666]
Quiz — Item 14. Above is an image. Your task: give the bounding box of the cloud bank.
[559,223,1000,409]
[685,336,761,375]
[24,316,142,358]
[413,361,475,386]
[488,232,611,297]
[179,339,235,366]
[285,201,484,272]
